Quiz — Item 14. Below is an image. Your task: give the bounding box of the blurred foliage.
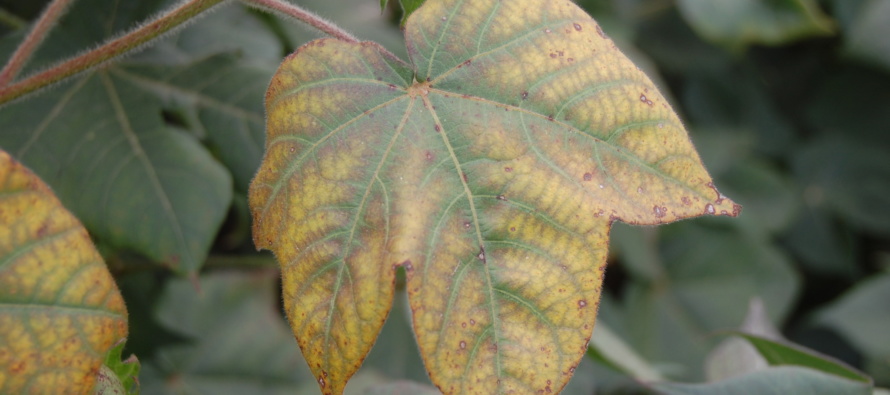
[1,0,888,393]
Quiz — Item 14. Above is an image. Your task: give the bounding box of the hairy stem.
[239,0,358,43]
[0,0,76,87]
[0,0,228,105]
[241,0,402,62]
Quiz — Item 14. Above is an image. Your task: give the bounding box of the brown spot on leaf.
[459,341,466,349]
[504,166,512,172]
[653,206,667,218]
[681,196,692,205]
[434,124,441,132]
[583,172,593,181]
[578,300,587,308]
[521,91,529,99]
[496,195,507,201]
[595,25,606,38]
[573,23,582,31]
[705,203,715,215]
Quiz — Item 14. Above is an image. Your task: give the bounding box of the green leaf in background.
[140,272,314,394]
[117,53,271,192]
[817,273,890,383]
[842,0,890,71]
[616,220,799,380]
[731,332,871,384]
[587,322,664,382]
[363,380,441,395]
[397,0,426,25]
[675,0,835,49]
[655,366,871,395]
[0,71,232,274]
[705,299,781,381]
[100,339,140,395]
[0,2,296,272]
[792,137,890,235]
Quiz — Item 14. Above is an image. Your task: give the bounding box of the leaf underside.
[249,0,739,393]
[0,150,128,393]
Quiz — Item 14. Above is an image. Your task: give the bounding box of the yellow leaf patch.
[0,150,128,394]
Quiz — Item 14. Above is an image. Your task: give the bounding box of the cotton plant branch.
[0,0,228,105]
[240,0,358,43]
[0,0,398,105]
[0,0,76,87]
[239,0,402,62]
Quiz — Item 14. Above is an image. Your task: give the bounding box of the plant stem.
[0,0,227,105]
[239,0,358,43]
[0,0,76,87]
[240,0,403,62]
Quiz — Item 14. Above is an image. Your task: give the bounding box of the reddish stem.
[0,0,227,105]
[240,0,359,43]
[0,0,76,87]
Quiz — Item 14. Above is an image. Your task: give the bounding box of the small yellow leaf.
[0,150,128,394]
[251,0,739,393]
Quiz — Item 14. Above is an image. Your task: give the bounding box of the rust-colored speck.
[578,300,587,308]
[459,341,467,349]
[521,91,529,99]
[573,23,582,31]
[504,166,513,172]
[681,196,692,205]
[705,203,715,215]
[595,25,606,38]
[496,195,507,201]
[583,172,593,181]
[653,206,667,218]
[434,124,441,132]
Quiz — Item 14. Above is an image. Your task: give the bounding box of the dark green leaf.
[732,332,872,383]
[141,272,313,394]
[792,137,890,235]
[844,0,890,71]
[0,71,233,274]
[655,366,871,395]
[621,221,799,380]
[398,0,426,25]
[817,273,890,358]
[675,0,835,49]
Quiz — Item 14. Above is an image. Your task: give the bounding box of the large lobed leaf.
[250,0,739,393]
[0,150,127,393]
